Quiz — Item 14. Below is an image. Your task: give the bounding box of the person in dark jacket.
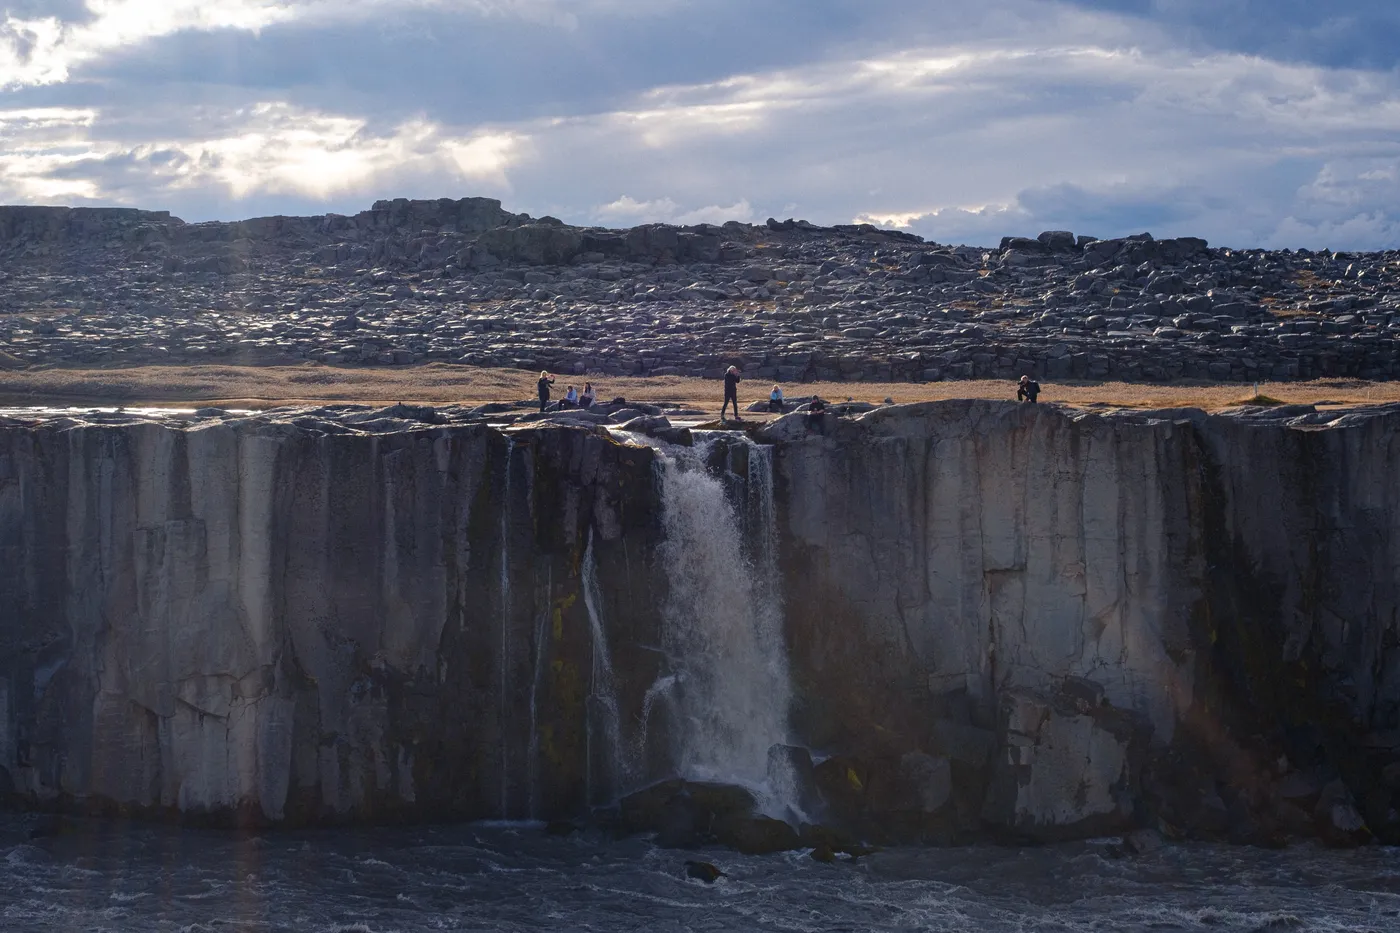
[537,371,555,412]
[722,365,742,421]
[1017,375,1041,403]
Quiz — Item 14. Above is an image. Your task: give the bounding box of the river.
[2,816,1396,932]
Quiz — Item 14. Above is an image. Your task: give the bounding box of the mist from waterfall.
[654,438,797,815]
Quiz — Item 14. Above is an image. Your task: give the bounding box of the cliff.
[1,401,1397,846]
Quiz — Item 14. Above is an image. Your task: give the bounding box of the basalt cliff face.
[1,402,1398,847]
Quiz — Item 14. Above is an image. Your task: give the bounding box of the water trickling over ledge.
[1,400,1399,848]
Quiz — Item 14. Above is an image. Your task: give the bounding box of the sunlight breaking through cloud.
[0,101,523,204]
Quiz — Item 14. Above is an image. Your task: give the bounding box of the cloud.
[0,0,673,89]
[0,0,1398,248]
[0,1,298,87]
[592,194,753,226]
[0,100,522,204]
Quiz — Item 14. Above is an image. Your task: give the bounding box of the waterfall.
[654,437,796,815]
[581,529,623,806]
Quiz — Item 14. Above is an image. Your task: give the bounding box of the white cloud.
[594,195,680,223]
[0,101,524,204]
[0,1,296,87]
[676,199,752,225]
[592,194,752,226]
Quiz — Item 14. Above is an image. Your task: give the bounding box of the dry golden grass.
[1,363,1397,414]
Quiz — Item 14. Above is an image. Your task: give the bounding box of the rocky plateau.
[0,198,1397,383]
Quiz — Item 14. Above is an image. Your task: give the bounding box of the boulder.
[1036,230,1078,251]
[617,780,762,848]
[813,755,869,825]
[714,814,802,854]
[768,744,823,819]
[999,236,1049,253]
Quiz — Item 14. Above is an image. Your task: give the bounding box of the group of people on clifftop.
[537,372,596,412]
[718,364,1041,421]
[532,364,1042,422]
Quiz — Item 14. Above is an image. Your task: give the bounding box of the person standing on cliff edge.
[722,365,742,421]
[537,370,555,412]
[1017,374,1041,403]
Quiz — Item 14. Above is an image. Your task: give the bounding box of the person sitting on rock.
[806,396,827,433]
[722,365,742,421]
[769,385,784,413]
[537,371,555,412]
[564,385,579,408]
[579,382,596,409]
[1017,375,1041,403]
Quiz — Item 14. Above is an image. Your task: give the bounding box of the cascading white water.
[581,529,624,805]
[654,438,797,815]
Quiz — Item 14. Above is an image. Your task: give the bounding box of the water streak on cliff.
[498,435,515,817]
[581,530,623,805]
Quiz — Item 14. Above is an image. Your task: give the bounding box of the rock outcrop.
[1,400,1398,846]
[0,199,1397,381]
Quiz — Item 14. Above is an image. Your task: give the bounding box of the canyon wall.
[1,402,1398,845]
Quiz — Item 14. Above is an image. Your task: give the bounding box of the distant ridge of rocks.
[1,197,1398,383]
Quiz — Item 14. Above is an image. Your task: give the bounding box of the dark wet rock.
[714,814,802,854]
[684,860,726,883]
[1122,828,1166,855]
[768,744,822,818]
[619,780,763,849]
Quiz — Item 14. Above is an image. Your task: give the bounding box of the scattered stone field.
[1,197,1398,383]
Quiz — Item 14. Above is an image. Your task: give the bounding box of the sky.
[1,0,1399,248]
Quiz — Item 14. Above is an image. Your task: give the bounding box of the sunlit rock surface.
[1,400,1398,845]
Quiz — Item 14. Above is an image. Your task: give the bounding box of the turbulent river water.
[2,816,1397,932]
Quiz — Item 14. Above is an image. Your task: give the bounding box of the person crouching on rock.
[564,385,578,408]
[538,371,555,412]
[1017,375,1040,403]
[769,384,784,414]
[722,365,742,421]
